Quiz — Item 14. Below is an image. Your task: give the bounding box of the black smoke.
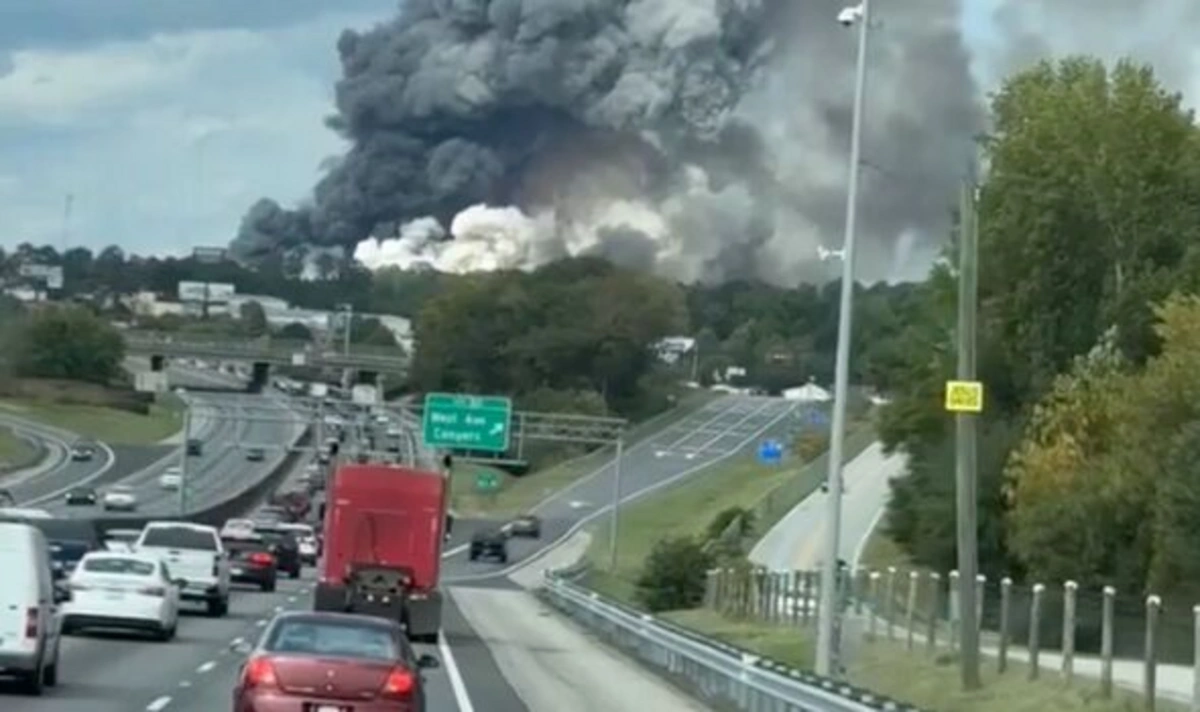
[233,0,984,284]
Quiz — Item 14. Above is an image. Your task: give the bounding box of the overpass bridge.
[121,330,408,388]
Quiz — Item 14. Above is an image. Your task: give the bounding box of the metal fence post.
[998,576,1012,674]
[1101,586,1114,698]
[948,570,960,652]
[926,572,941,653]
[885,566,897,641]
[1062,580,1077,682]
[1191,604,1200,712]
[905,571,918,651]
[1029,583,1044,681]
[1145,594,1161,712]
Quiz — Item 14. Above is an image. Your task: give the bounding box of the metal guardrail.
[121,331,408,372]
[540,570,924,712]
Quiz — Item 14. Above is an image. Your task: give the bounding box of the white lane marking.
[197,661,216,674]
[851,501,888,572]
[273,605,284,613]
[178,680,191,688]
[439,634,475,712]
[287,596,297,603]
[230,636,244,647]
[146,695,172,711]
[255,619,267,626]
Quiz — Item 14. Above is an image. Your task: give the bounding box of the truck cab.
[313,463,447,643]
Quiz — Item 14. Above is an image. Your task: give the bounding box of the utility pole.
[690,339,700,383]
[342,304,353,355]
[955,176,982,689]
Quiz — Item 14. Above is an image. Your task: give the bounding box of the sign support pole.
[608,437,625,571]
[178,406,192,516]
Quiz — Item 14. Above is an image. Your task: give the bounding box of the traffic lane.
[444,518,574,582]
[31,445,175,513]
[749,442,906,571]
[161,583,470,712]
[0,576,315,711]
[453,586,707,712]
[535,398,796,525]
[14,452,112,507]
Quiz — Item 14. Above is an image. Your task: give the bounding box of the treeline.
[0,298,125,386]
[3,240,922,418]
[877,56,1200,596]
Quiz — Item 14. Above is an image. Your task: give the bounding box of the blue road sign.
[758,439,783,465]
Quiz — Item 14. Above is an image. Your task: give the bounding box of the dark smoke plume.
[233,0,983,285]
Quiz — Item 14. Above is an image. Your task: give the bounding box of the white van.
[0,522,65,694]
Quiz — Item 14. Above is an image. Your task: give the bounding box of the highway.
[1,393,793,711]
[748,441,908,571]
[443,394,800,582]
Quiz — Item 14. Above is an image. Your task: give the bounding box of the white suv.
[134,522,230,616]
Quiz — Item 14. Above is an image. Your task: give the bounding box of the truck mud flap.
[313,582,347,612]
[405,592,442,644]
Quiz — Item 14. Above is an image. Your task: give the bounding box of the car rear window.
[83,557,156,576]
[140,526,217,551]
[264,619,399,661]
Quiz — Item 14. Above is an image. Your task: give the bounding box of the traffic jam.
[0,436,454,710]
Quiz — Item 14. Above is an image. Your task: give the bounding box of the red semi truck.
[313,462,448,642]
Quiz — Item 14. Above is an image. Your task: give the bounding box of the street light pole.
[342,304,353,356]
[815,0,871,678]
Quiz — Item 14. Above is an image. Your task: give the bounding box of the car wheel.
[43,655,58,687]
[262,580,276,593]
[24,664,44,695]
[289,567,300,579]
[207,597,228,617]
[157,624,175,642]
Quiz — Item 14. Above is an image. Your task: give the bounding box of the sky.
[0,0,397,256]
[0,0,1190,259]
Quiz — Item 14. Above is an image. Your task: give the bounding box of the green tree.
[239,300,268,337]
[277,322,313,340]
[14,305,124,384]
[979,57,1200,406]
[634,536,715,612]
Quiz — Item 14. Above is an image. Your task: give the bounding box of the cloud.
[0,6,394,255]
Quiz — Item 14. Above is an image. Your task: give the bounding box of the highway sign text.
[422,392,512,452]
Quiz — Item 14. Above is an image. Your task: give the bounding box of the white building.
[654,336,695,365]
[782,382,832,402]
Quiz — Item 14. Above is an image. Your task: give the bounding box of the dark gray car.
[468,529,508,563]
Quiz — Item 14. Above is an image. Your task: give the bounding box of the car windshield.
[264,618,399,661]
[140,526,216,550]
[82,557,156,576]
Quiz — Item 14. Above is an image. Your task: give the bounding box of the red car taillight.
[24,607,37,639]
[249,552,275,567]
[379,667,415,698]
[241,656,278,689]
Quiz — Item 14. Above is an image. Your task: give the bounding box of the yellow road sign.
[945,380,983,413]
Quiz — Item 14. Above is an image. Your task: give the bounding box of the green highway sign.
[422,392,512,453]
[475,471,500,492]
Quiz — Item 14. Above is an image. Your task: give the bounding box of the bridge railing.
[540,568,921,712]
[121,330,407,368]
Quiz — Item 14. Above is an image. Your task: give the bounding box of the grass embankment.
[0,427,39,471]
[0,380,185,445]
[448,390,720,516]
[573,419,1175,712]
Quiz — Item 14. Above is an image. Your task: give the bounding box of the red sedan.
[232,611,439,711]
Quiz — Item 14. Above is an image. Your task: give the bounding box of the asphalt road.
[748,441,908,572]
[1,394,789,712]
[442,394,799,583]
[39,392,304,518]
